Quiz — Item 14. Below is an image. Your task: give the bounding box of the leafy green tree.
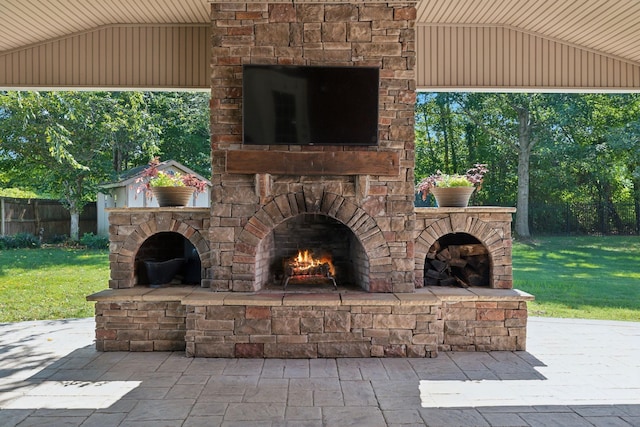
[0,91,160,240]
[457,93,556,237]
[416,92,640,236]
[415,93,467,180]
[148,92,211,177]
[100,92,162,173]
[415,93,516,208]
[551,93,640,231]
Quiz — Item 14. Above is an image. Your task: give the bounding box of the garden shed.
[96,160,210,236]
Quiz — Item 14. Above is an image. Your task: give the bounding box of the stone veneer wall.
[186,298,441,358]
[107,208,212,288]
[440,300,527,352]
[94,300,187,351]
[209,1,417,293]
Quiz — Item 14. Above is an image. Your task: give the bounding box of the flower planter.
[431,186,475,207]
[152,186,194,207]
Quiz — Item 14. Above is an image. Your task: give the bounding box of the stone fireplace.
[208,0,417,294]
[89,0,533,357]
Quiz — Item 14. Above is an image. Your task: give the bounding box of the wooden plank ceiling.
[0,0,210,52]
[1,0,639,65]
[417,0,640,66]
[1,0,640,88]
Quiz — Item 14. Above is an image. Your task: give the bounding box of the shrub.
[80,233,109,250]
[0,233,41,249]
[49,234,69,244]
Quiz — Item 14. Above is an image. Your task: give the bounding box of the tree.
[148,92,211,177]
[459,93,555,237]
[415,93,517,207]
[415,91,640,235]
[0,91,160,240]
[414,93,467,180]
[100,92,162,173]
[552,93,640,232]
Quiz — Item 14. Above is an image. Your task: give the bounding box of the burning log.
[282,250,337,290]
[285,260,332,278]
[424,243,489,288]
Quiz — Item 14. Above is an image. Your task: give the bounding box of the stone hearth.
[88,286,532,356]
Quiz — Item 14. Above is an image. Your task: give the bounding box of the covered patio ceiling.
[1,0,640,89]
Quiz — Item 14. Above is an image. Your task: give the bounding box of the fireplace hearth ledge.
[88,286,533,356]
[88,286,533,304]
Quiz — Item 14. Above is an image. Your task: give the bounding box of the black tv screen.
[242,65,379,146]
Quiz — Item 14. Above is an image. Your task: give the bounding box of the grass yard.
[0,236,639,323]
[513,236,640,321]
[0,247,109,322]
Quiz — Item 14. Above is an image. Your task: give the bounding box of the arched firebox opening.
[256,213,369,291]
[424,232,490,288]
[135,232,201,287]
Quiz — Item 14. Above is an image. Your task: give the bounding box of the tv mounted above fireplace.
[242,65,379,146]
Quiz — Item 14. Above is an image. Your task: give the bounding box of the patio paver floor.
[0,316,639,426]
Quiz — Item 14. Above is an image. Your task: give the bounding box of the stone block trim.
[440,300,528,351]
[414,207,516,289]
[107,208,212,289]
[185,301,440,358]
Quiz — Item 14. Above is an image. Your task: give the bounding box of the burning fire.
[288,250,335,276]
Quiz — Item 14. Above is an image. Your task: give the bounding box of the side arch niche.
[423,232,490,287]
[106,209,211,289]
[135,231,202,286]
[414,208,516,289]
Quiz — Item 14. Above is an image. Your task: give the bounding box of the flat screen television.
[242,65,379,146]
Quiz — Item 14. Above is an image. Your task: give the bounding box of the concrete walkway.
[0,317,639,427]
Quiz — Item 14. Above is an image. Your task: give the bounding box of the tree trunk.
[514,106,533,238]
[65,176,84,241]
[633,176,640,235]
[70,209,80,241]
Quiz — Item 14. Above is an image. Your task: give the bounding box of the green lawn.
[1,237,639,323]
[0,248,109,322]
[513,236,640,321]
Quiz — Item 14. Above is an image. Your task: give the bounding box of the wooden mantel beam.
[225,150,400,176]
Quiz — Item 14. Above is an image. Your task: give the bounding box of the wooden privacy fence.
[0,197,96,241]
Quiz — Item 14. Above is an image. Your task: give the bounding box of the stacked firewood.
[424,242,489,287]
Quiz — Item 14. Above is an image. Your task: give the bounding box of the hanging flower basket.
[152,186,195,207]
[430,186,475,207]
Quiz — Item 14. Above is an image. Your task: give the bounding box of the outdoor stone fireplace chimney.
[208,0,417,293]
